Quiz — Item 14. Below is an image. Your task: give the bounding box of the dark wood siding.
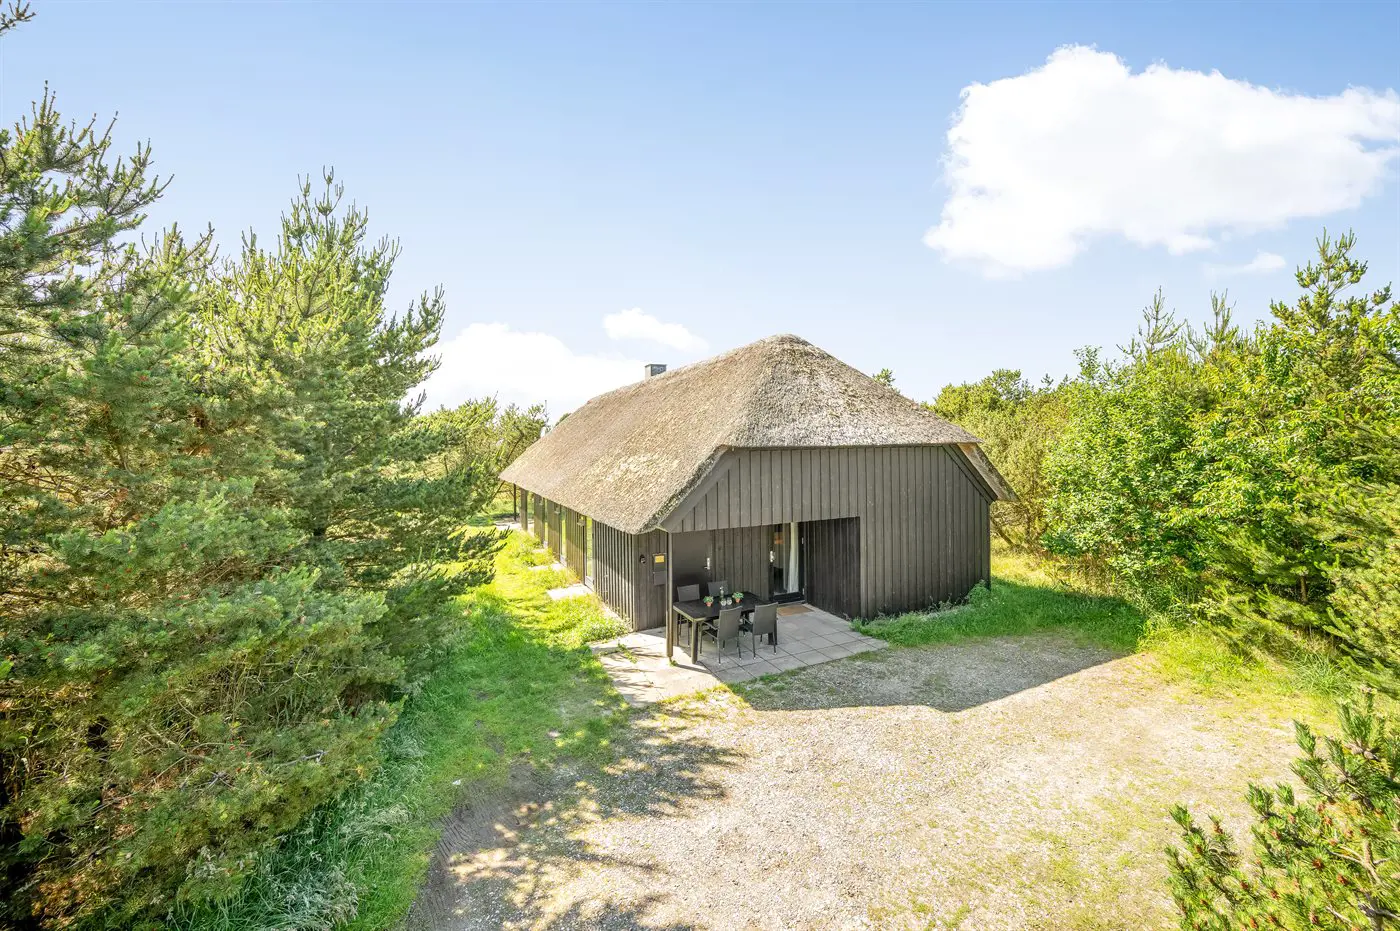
[562,506,587,578]
[802,517,860,619]
[591,519,636,627]
[518,495,666,632]
[663,446,992,616]
[710,525,771,600]
[669,526,772,602]
[545,500,563,560]
[588,519,668,631]
[531,494,545,543]
[636,530,669,629]
[518,486,529,535]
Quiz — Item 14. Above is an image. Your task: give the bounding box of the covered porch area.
[596,603,886,706]
[661,517,861,652]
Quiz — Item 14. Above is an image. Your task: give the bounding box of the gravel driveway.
[409,633,1301,930]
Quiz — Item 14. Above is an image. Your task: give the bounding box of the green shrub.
[1037,235,1399,686]
[1166,693,1399,930]
[168,533,629,931]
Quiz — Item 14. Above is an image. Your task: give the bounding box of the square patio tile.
[784,629,826,642]
[807,631,846,643]
[823,642,860,658]
[791,649,833,666]
[823,630,863,645]
[794,631,839,644]
[766,653,807,672]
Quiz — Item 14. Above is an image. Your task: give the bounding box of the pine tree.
[1167,693,1400,930]
[0,17,503,923]
[201,174,505,676]
[1193,233,1399,671]
[1308,429,1400,693]
[1188,292,1244,363]
[0,89,395,927]
[1123,287,1185,358]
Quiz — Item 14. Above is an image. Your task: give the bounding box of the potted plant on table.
[703,595,714,607]
[733,592,744,603]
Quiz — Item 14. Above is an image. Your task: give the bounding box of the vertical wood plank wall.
[709,526,771,600]
[586,518,668,630]
[546,501,562,560]
[802,517,861,618]
[591,519,636,625]
[517,442,993,628]
[667,446,992,616]
[636,529,668,629]
[563,507,587,577]
[531,494,545,547]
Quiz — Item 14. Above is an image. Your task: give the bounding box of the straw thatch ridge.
[501,334,1004,534]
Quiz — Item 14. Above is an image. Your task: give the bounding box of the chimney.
[644,363,667,379]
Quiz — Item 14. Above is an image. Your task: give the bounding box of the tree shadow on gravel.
[407,701,741,930]
[731,572,1144,714]
[738,628,1126,714]
[522,896,698,931]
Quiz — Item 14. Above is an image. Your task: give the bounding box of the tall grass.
[855,549,1143,653]
[170,533,628,931]
[857,547,1365,715]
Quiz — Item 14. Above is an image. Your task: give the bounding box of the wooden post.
[664,531,675,660]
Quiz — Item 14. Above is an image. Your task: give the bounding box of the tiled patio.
[594,603,886,705]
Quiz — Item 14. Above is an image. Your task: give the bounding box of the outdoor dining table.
[670,597,773,663]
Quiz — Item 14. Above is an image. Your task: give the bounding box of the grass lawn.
[857,546,1362,723]
[171,532,628,931]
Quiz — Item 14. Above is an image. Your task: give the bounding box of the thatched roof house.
[505,334,1012,633]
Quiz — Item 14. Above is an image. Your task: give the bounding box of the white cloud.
[421,323,642,417]
[602,307,708,353]
[924,46,1400,276]
[1205,250,1287,278]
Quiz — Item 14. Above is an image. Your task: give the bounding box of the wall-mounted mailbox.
[652,552,666,585]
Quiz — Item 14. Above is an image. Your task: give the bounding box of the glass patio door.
[769,522,801,596]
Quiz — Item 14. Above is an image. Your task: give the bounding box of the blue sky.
[5,1,1398,415]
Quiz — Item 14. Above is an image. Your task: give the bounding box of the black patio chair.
[674,584,701,640]
[748,602,778,653]
[706,580,729,597]
[703,606,745,664]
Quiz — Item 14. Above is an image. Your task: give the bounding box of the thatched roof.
[501,334,1012,533]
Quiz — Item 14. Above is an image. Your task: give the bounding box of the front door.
[670,531,711,596]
